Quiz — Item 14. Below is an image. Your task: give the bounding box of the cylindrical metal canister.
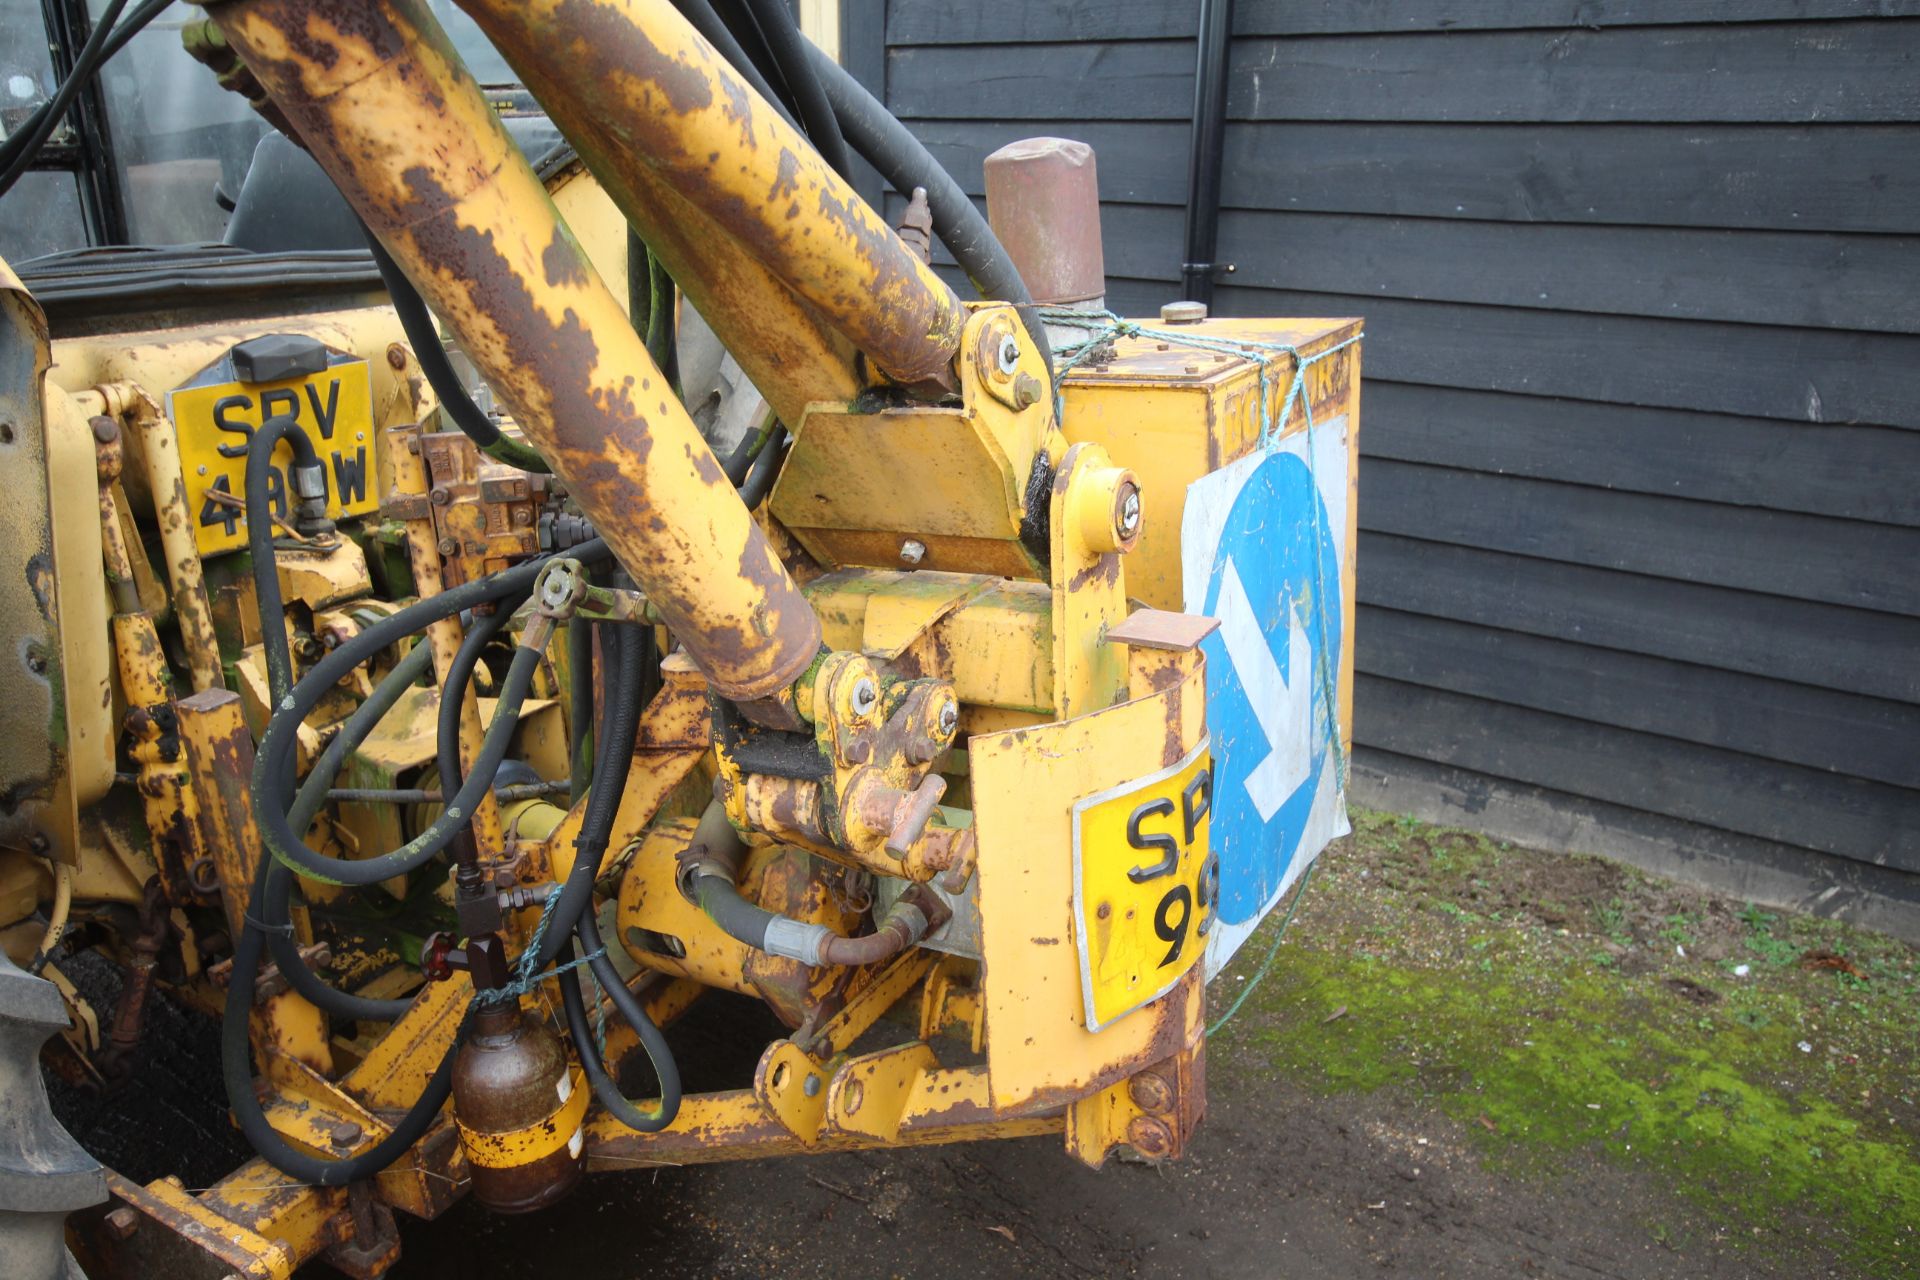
[983,137,1107,309]
[450,1002,586,1214]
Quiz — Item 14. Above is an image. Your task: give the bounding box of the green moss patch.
[1211,811,1920,1276]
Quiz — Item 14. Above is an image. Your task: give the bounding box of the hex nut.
[104,1207,140,1241]
[899,538,927,566]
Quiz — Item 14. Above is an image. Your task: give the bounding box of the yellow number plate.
[1072,738,1214,1032]
[167,359,377,556]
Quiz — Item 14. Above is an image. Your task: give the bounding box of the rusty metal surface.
[208,0,822,704]
[441,36,859,427]
[0,266,80,865]
[983,137,1107,306]
[455,0,962,392]
[584,1090,1060,1171]
[417,429,552,588]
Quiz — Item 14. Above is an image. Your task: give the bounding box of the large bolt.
[1128,1070,1174,1115]
[1125,1114,1175,1159]
[996,334,1022,374]
[90,415,120,444]
[802,1073,822,1098]
[1012,372,1043,409]
[850,677,879,717]
[937,698,959,737]
[104,1207,140,1241]
[899,538,927,566]
[1118,483,1142,537]
[429,486,451,506]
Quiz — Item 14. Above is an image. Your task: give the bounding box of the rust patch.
[549,0,716,115]
[541,225,588,288]
[769,148,800,203]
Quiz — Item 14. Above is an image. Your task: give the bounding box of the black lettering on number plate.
[1154,884,1192,968]
[199,474,240,537]
[1126,797,1179,883]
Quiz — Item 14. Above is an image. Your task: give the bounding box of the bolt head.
[429,486,451,506]
[996,334,1022,374]
[1160,300,1208,325]
[1125,1114,1175,1159]
[1118,484,1142,536]
[386,343,409,370]
[899,538,927,566]
[850,677,879,717]
[802,1073,822,1098]
[104,1206,140,1240]
[937,698,959,736]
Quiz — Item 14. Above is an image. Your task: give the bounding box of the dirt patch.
[42,810,1917,1278]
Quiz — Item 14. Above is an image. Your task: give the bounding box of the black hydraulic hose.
[735,426,789,511]
[246,414,324,704]
[558,920,681,1132]
[529,622,640,971]
[250,542,609,888]
[434,600,525,803]
[260,636,438,1023]
[741,0,853,180]
[551,622,680,1130]
[362,230,551,474]
[224,845,458,1183]
[262,643,543,887]
[801,42,1054,374]
[567,616,595,805]
[228,549,603,1180]
[669,0,800,130]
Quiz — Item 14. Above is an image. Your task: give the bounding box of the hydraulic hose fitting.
[288,456,333,538]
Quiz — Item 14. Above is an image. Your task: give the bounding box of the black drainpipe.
[1179,0,1234,306]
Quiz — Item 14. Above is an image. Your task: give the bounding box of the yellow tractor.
[0,1,1360,1275]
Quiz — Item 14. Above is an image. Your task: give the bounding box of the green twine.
[473,888,604,1006]
[1207,859,1318,1037]
[1039,306,1360,1030]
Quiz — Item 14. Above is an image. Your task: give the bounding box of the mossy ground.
[1209,810,1920,1277]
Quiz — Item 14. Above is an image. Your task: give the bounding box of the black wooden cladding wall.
[851,0,1920,919]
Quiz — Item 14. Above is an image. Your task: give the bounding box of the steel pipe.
[454,0,964,392]
[204,0,822,704]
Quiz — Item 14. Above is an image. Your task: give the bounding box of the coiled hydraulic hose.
[223,843,459,1184]
[229,546,604,1180]
[260,636,437,1023]
[553,623,681,1130]
[249,543,605,890]
[363,231,551,474]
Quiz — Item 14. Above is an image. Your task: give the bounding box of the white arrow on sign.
[1214,556,1312,822]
